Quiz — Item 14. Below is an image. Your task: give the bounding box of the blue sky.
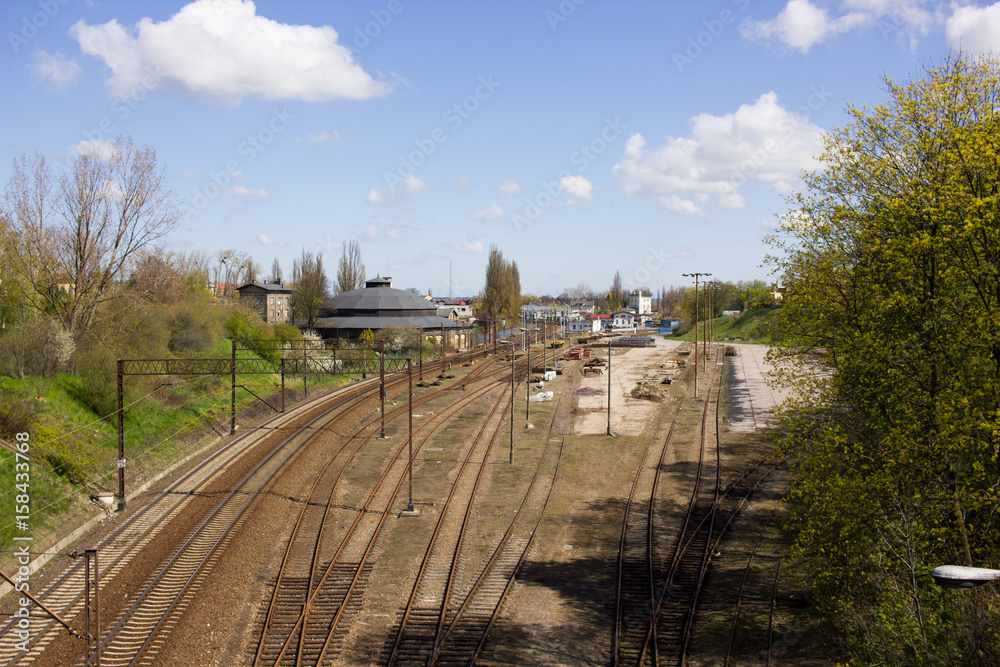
[2,0,998,297]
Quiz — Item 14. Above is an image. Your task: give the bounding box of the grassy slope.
[0,340,346,551]
[669,307,778,344]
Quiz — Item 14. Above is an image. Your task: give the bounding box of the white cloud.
[741,0,870,52]
[404,174,429,195]
[946,3,1000,54]
[743,0,941,52]
[560,175,594,200]
[308,130,341,143]
[367,187,391,206]
[498,180,522,196]
[363,224,407,241]
[69,138,118,160]
[474,202,505,221]
[226,185,270,198]
[70,0,393,104]
[31,50,83,88]
[454,240,484,253]
[367,174,429,206]
[256,234,285,246]
[452,176,474,192]
[612,92,825,217]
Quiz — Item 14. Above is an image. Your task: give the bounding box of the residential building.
[612,310,636,330]
[236,282,293,324]
[628,291,652,315]
[568,315,602,333]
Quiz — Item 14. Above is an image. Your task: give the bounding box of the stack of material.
[611,336,655,347]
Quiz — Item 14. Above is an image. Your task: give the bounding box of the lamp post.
[379,340,386,438]
[607,334,613,436]
[500,340,515,464]
[930,565,1000,589]
[682,272,711,398]
[526,327,539,420]
[406,358,414,512]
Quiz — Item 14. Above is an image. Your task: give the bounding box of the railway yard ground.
[0,336,832,666]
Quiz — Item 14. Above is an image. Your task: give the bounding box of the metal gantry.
[114,338,407,511]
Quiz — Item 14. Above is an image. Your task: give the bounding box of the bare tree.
[336,239,366,294]
[270,257,282,284]
[215,249,249,299]
[293,249,329,328]
[240,257,260,285]
[2,138,180,340]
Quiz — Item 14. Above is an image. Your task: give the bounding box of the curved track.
[0,346,484,666]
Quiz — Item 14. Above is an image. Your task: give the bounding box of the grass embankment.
[0,342,348,553]
[670,307,778,344]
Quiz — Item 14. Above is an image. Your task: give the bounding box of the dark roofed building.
[236,282,293,324]
[313,276,471,340]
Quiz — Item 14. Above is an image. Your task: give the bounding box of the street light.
[526,327,540,420]
[931,565,1000,589]
[406,358,414,512]
[500,340,515,464]
[682,272,711,398]
[607,334,613,436]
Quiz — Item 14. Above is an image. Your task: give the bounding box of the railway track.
[388,346,575,666]
[0,346,484,666]
[613,342,784,666]
[251,354,511,666]
[0,368,390,666]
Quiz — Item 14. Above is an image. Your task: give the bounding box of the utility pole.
[607,334,613,436]
[407,358,414,512]
[379,341,386,438]
[682,272,711,398]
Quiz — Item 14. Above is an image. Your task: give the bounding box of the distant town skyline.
[3,0,998,295]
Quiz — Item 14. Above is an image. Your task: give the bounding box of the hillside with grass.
[0,305,349,555]
[670,306,778,344]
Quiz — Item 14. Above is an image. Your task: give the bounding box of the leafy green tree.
[479,245,521,332]
[767,55,1000,664]
[607,270,626,313]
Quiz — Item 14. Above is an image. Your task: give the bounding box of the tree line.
[0,137,373,418]
[768,55,1000,664]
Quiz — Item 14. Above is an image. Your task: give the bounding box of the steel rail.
[0,374,379,665]
[723,498,783,667]
[433,353,575,665]
[262,362,510,666]
[252,352,504,666]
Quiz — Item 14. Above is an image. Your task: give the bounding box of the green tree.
[607,270,626,313]
[767,55,1000,664]
[479,245,521,332]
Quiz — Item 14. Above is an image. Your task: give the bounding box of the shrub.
[169,300,223,354]
[74,345,119,419]
[0,316,75,379]
[0,385,38,439]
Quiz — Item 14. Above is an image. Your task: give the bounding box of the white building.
[628,291,652,315]
[568,316,602,333]
[612,311,636,330]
